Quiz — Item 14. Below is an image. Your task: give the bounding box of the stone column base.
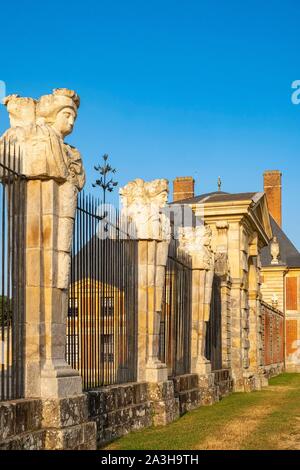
[145,361,168,383]
[148,381,179,426]
[259,375,269,388]
[42,394,97,450]
[193,357,212,375]
[232,373,245,392]
[40,363,83,398]
[198,373,219,405]
[242,373,262,392]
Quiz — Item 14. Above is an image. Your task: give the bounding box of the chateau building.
[172,170,300,379]
[260,171,300,371]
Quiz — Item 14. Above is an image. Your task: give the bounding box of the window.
[102,334,113,345]
[286,277,298,311]
[66,333,79,363]
[101,296,114,317]
[101,353,114,363]
[68,297,78,317]
[101,334,114,363]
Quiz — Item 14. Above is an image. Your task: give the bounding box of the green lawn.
[104,373,300,450]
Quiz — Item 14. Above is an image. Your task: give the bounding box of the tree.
[0,296,12,326]
[92,154,118,205]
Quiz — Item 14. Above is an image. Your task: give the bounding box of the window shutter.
[286,277,298,311]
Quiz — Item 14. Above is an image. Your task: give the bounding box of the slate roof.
[261,216,300,268]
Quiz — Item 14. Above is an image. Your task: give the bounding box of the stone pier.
[0,88,96,450]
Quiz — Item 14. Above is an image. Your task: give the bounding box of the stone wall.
[172,372,233,412]
[87,382,153,447]
[87,372,236,448]
[172,374,200,414]
[214,369,234,397]
[261,363,285,380]
[0,366,278,450]
[0,396,96,450]
[0,399,44,450]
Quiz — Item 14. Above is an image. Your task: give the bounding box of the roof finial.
[218,176,222,192]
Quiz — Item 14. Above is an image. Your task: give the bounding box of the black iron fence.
[159,238,192,377]
[66,193,138,390]
[205,275,222,371]
[0,141,26,401]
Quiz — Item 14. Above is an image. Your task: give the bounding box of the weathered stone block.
[0,429,46,450]
[15,399,43,435]
[0,403,16,441]
[42,395,88,428]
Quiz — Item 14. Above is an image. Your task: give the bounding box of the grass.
[103,373,300,450]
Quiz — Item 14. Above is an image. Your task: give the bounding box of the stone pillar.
[25,179,82,398]
[120,179,180,426]
[178,225,215,375]
[220,278,232,369]
[230,278,244,390]
[214,252,232,370]
[120,179,170,384]
[177,225,218,404]
[247,258,260,374]
[247,240,266,389]
[137,239,169,383]
[0,89,96,449]
[190,269,212,375]
[227,222,244,390]
[215,222,231,370]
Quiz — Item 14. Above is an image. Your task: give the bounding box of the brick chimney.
[263,170,282,227]
[173,176,195,202]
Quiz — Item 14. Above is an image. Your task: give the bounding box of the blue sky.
[1,0,300,246]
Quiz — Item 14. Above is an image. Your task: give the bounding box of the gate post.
[24,179,83,398]
[120,179,180,425]
[178,225,219,403]
[0,90,96,449]
[178,225,215,375]
[120,178,170,383]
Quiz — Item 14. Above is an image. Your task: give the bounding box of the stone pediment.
[249,192,272,245]
[192,191,272,248]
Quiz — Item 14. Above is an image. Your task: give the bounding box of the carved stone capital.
[216,220,229,231]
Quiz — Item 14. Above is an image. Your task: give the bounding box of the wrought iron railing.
[0,140,26,401]
[66,193,138,390]
[205,275,222,371]
[159,238,192,377]
[260,300,284,366]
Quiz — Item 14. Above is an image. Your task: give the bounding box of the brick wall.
[261,301,284,366]
[286,319,297,357]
